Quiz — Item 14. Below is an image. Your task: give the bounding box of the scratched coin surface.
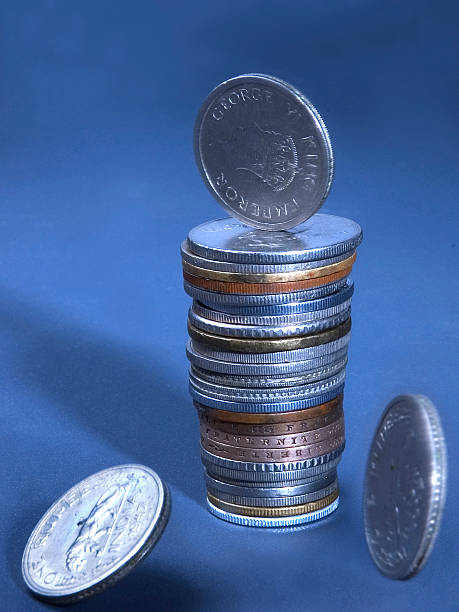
[363,395,447,580]
[22,464,170,604]
[194,74,333,230]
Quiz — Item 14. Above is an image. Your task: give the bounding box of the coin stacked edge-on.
[181,214,362,527]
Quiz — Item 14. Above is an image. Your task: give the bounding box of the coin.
[201,431,345,461]
[188,318,351,353]
[22,465,170,604]
[181,240,354,274]
[190,382,344,413]
[363,395,447,580]
[190,369,346,402]
[200,415,344,449]
[190,333,351,363]
[207,488,339,517]
[207,479,338,507]
[194,74,333,230]
[190,356,347,386]
[186,340,349,375]
[186,214,362,264]
[200,279,354,316]
[201,444,345,473]
[204,456,342,484]
[184,277,348,307]
[183,267,351,294]
[195,394,343,425]
[192,296,352,326]
[189,305,350,338]
[182,252,356,283]
[207,495,339,527]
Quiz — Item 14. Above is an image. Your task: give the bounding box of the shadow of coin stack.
[181,214,362,527]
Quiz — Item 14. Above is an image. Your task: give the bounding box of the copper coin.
[182,252,356,283]
[207,489,339,517]
[201,432,345,462]
[200,415,344,449]
[194,395,343,424]
[187,318,351,353]
[196,402,343,436]
[183,267,352,295]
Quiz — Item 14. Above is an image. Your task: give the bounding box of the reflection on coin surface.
[194,74,333,230]
[22,465,170,604]
[187,215,362,264]
[364,395,447,580]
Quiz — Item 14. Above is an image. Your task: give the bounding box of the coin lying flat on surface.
[22,465,170,604]
[364,395,447,580]
[194,74,333,230]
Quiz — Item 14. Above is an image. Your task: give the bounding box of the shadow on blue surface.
[0,291,200,502]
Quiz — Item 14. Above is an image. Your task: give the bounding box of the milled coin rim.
[182,252,356,283]
[363,395,447,580]
[21,464,171,603]
[193,74,333,231]
[206,495,339,527]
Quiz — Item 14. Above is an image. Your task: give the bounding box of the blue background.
[1,1,458,610]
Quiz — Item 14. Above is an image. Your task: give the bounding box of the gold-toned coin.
[182,252,356,283]
[187,318,351,353]
[207,489,339,517]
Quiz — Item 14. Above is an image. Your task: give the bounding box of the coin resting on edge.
[194,74,333,230]
[22,465,170,604]
[363,395,447,580]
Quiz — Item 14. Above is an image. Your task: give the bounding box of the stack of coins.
[181,214,362,527]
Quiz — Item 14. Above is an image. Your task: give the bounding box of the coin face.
[186,215,362,264]
[22,465,170,604]
[194,74,333,230]
[363,395,447,580]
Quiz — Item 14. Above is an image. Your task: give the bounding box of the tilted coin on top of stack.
[183,74,362,527]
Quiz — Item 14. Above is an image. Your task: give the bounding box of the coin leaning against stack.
[182,215,362,527]
[185,73,363,526]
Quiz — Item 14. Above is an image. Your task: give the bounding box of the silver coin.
[207,496,340,527]
[22,465,170,604]
[187,214,362,264]
[363,395,447,580]
[205,466,337,487]
[204,456,342,483]
[189,368,345,402]
[191,332,351,363]
[189,357,347,387]
[201,444,344,472]
[207,479,338,507]
[194,74,333,230]
[181,240,354,274]
[189,305,350,338]
[189,384,344,412]
[192,297,352,326]
[186,340,349,376]
[205,470,336,497]
[184,277,348,307]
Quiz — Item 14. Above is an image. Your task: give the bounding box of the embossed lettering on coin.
[22,465,170,603]
[194,74,334,230]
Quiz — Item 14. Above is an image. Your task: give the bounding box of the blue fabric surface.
[1,1,458,610]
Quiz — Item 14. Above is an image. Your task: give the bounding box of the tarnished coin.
[22,465,170,604]
[186,215,362,264]
[194,74,333,230]
[364,395,447,580]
